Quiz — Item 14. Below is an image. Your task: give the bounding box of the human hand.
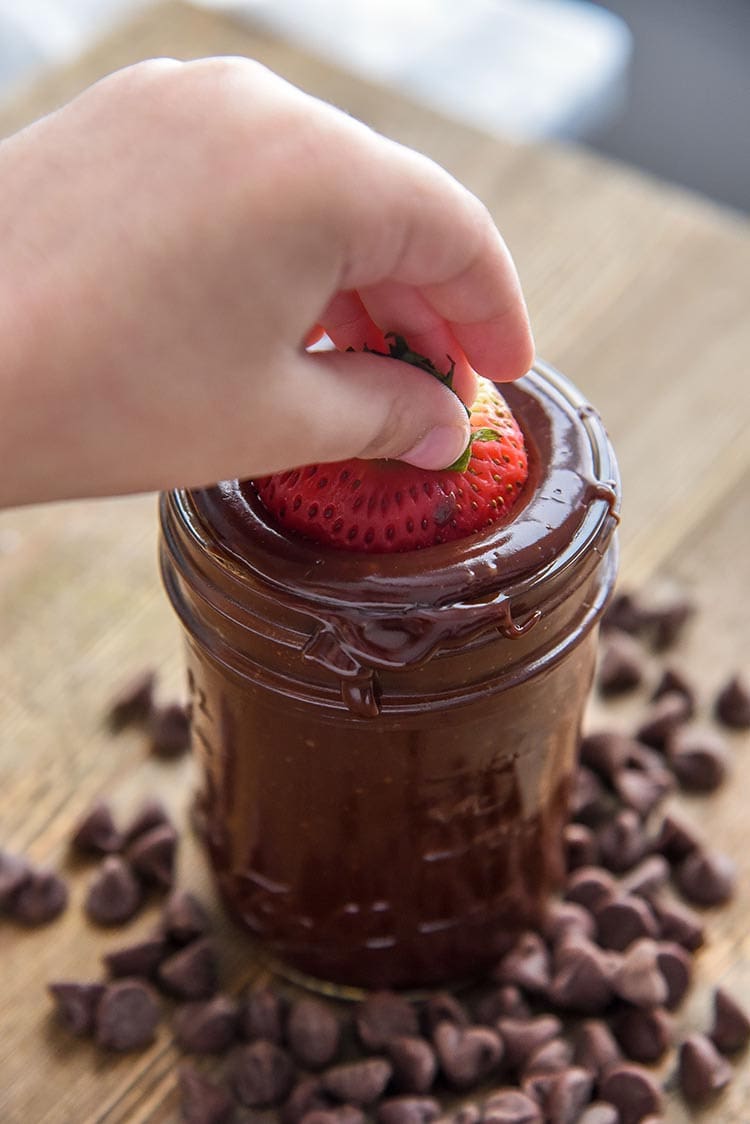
[0,58,533,506]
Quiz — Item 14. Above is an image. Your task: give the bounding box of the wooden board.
[0,3,749,1120]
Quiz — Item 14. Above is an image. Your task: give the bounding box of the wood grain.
[0,3,749,1121]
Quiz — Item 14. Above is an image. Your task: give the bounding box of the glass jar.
[159,360,619,990]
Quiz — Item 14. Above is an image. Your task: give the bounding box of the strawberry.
[254,340,528,553]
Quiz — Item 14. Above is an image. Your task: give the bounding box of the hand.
[0,57,533,506]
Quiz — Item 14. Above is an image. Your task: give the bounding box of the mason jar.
[159,360,619,990]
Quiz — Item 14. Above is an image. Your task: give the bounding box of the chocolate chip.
[599,1064,662,1124]
[613,1006,673,1064]
[85,856,142,925]
[667,725,730,792]
[651,898,704,951]
[613,766,672,819]
[127,823,178,889]
[643,591,694,651]
[655,942,692,1009]
[565,867,616,912]
[123,797,172,844]
[150,701,191,758]
[71,799,123,856]
[241,986,285,1043]
[282,1078,330,1124]
[356,992,418,1052]
[303,1109,365,1124]
[710,987,750,1054]
[376,1097,440,1124]
[543,1067,594,1124]
[678,1033,733,1102]
[570,766,611,825]
[103,935,169,979]
[675,848,736,906]
[601,592,644,636]
[612,940,668,1008]
[173,995,239,1054]
[48,981,105,1036]
[714,673,750,729]
[387,1037,437,1094]
[95,979,160,1051]
[651,665,696,711]
[597,630,645,695]
[635,692,691,750]
[483,1089,542,1124]
[564,824,599,872]
[433,1023,503,1089]
[0,849,31,908]
[162,890,211,945]
[573,1020,622,1080]
[652,812,701,863]
[159,938,218,1000]
[492,932,551,994]
[11,868,68,924]
[595,896,659,951]
[443,1105,480,1124]
[178,1064,235,1124]
[576,1105,619,1124]
[522,1038,573,1077]
[474,985,530,1025]
[231,1039,296,1107]
[422,992,469,1035]
[619,855,670,900]
[322,1060,393,1106]
[547,937,617,1015]
[288,998,341,1070]
[495,1015,561,1071]
[580,733,658,782]
[596,811,647,875]
[542,901,596,944]
[107,669,156,732]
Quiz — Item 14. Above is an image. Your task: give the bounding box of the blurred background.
[0,0,747,212]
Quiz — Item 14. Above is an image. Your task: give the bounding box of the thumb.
[240,347,472,475]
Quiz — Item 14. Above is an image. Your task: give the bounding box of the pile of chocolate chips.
[32,587,750,1122]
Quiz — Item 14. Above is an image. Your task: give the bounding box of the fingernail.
[400,425,469,471]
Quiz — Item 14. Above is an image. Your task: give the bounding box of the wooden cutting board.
[1,3,749,1120]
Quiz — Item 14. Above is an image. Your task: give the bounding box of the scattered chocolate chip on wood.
[356,992,419,1052]
[613,940,668,1008]
[655,942,692,1010]
[541,901,596,945]
[422,992,469,1035]
[563,824,599,872]
[287,997,341,1070]
[474,985,530,1026]
[483,1089,542,1124]
[613,1005,673,1065]
[376,1096,441,1124]
[158,938,219,1000]
[710,987,750,1054]
[127,823,178,889]
[71,799,123,856]
[652,665,696,710]
[596,810,646,874]
[303,1107,366,1124]
[494,1016,561,1072]
[491,931,551,994]
[597,630,645,695]
[674,849,736,907]
[572,1019,622,1081]
[619,855,670,900]
[678,1033,733,1102]
[564,867,616,912]
[11,868,68,925]
[173,995,239,1055]
[433,1023,503,1090]
[666,724,730,792]
[0,849,31,908]
[599,1063,663,1124]
[522,1037,573,1078]
[635,691,691,749]
[240,986,285,1044]
[540,1066,594,1124]
[595,895,659,951]
[282,1077,331,1124]
[178,1064,236,1124]
[150,701,191,759]
[123,797,173,845]
[95,979,160,1052]
[103,934,170,979]
[547,936,617,1015]
[162,889,211,945]
[322,1059,394,1106]
[714,673,750,729]
[387,1036,437,1095]
[230,1040,296,1107]
[106,669,156,732]
[651,898,705,952]
[85,856,142,926]
[48,981,105,1036]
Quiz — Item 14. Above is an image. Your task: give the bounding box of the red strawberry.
[254,374,528,553]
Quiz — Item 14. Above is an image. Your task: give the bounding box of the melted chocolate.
[160,363,620,988]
